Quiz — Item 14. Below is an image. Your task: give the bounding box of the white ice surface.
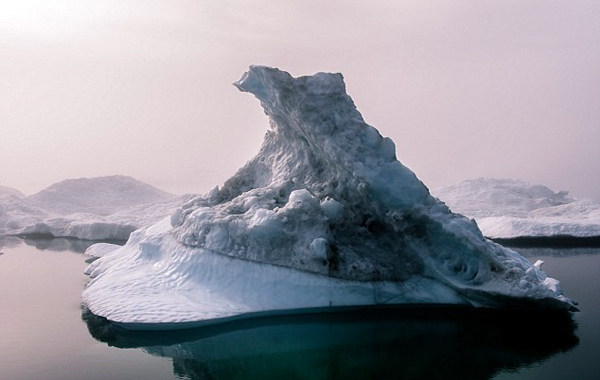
[0,176,194,241]
[84,242,122,258]
[84,218,468,326]
[82,67,576,329]
[433,178,600,239]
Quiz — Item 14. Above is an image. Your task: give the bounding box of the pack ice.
[433,178,600,239]
[83,66,577,329]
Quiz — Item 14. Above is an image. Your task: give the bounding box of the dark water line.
[18,235,126,253]
[492,235,600,248]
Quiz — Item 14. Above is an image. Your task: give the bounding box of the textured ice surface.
[433,178,600,238]
[0,176,192,241]
[83,67,577,329]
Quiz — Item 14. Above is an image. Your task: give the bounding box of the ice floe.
[0,176,193,241]
[433,178,600,239]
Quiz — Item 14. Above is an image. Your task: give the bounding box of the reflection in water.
[0,236,21,250]
[84,307,578,380]
[21,236,126,253]
[513,246,600,258]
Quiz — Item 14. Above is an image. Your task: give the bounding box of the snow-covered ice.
[27,175,174,216]
[82,66,577,329]
[0,185,25,198]
[433,178,600,239]
[0,176,193,241]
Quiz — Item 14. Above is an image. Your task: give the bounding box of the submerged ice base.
[83,66,576,329]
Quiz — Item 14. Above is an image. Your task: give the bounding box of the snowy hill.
[0,176,193,241]
[433,178,600,239]
[83,66,576,329]
[27,175,174,216]
[0,185,25,198]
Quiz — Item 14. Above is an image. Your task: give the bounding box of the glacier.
[433,178,600,239]
[82,66,577,329]
[0,176,193,241]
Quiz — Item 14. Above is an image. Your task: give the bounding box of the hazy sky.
[1,0,599,201]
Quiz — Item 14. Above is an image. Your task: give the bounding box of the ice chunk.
[85,243,122,258]
[309,237,329,262]
[320,197,343,221]
[543,278,563,295]
[533,260,544,270]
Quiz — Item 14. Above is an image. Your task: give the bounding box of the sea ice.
[27,175,174,216]
[433,178,600,239]
[0,176,192,241]
[82,66,577,329]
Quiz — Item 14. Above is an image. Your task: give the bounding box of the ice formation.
[433,178,600,239]
[0,176,192,241]
[0,185,24,198]
[83,66,577,329]
[27,175,174,216]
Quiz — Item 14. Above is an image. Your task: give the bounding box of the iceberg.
[433,178,600,240]
[0,176,193,241]
[27,175,175,216]
[83,66,577,330]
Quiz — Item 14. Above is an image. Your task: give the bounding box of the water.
[0,237,598,380]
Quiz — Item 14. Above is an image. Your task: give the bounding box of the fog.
[1,0,599,200]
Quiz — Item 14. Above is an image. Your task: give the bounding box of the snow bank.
[84,242,122,258]
[0,177,193,241]
[83,66,576,329]
[433,178,600,239]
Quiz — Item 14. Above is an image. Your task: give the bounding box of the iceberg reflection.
[21,236,125,253]
[83,306,578,380]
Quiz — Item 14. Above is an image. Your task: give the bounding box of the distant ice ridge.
[0,185,25,198]
[0,176,193,241]
[433,178,600,239]
[83,66,577,329]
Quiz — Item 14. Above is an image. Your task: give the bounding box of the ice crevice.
[82,66,577,329]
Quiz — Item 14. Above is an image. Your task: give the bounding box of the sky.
[1,0,599,201]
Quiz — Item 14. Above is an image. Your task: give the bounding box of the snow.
[84,242,122,258]
[82,66,577,329]
[27,175,174,216]
[433,178,600,239]
[0,186,24,198]
[0,176,194,241]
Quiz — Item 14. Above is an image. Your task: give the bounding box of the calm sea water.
[0,237,598,380]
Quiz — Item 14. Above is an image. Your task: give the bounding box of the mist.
[1,0,599,201]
